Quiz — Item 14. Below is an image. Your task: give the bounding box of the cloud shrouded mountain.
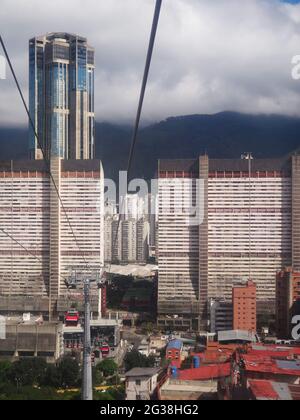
[1,0,300,126]
[1,112,300,180]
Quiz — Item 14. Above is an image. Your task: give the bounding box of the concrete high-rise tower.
[29,33,95,160]
[158,156,293,331]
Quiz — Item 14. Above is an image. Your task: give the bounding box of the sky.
[1,0,300,126]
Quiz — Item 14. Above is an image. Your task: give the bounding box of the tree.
[96,359,118,378]
[92,366,104,386]
[8,358,47,387]
[57,357,80,388]
[124,350,155,372]
[41,364,61,388]
[144,322,155,335]
[0,361,12,384]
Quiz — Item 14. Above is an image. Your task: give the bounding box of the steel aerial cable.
[0,226,72,288]
[0,227,43,264]
[0,35,89,270]
[109,0,162,274]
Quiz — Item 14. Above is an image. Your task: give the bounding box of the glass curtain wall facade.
[29,33,95,160]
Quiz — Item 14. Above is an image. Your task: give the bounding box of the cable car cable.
[109,0,162,274]
[0,35,89,270]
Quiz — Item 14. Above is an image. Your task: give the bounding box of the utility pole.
[82,279,93,401]
[65,269,106,401]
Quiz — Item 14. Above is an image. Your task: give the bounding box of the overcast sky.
[0,0,300,126]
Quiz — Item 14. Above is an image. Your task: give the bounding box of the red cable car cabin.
[100,343,110,358]
[65,310,80,326]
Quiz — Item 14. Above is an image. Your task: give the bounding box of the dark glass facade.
[29,33,95,160]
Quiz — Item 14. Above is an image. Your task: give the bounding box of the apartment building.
[104,216,149,264]
[158,156,295,330]
[210,299,233,334]
[233,281,257,332]
[0,158,104,319]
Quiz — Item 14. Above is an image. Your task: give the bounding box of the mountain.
[1,112,300,180]
[0,127,29,160]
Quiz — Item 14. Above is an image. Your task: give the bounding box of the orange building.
[233,281,257,332]
[276,268,300,339]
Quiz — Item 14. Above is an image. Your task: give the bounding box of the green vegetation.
[0,357,80,400]
[94,386,125,401]
[0,357,125,400]
[0,384,79,401]
[96,358,118,378]
[93,359,121,388]
[124,350,156,372]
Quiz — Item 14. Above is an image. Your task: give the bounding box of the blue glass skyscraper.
[29,33,95,160]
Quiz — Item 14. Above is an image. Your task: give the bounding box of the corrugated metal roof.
[249,380,294,400]
[276,360,300,371]
[249,380,278,400]
[272,382,292,401]
[167,339,183,351]
[178,363,231,381]
[218,330,257,343]
[243,355,300,376]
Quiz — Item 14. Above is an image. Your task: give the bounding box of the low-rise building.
[166,339,183,367]
[233,281,257,332]
[218,330,258,344]
[210,299,233,333]
[125,367,160,400]
[149,335,167,355]
[0,319,63,362]
[248,379,300,400]
[241,355,300,384]
[159,363,231,400]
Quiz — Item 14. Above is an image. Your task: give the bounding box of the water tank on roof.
[193,356,200,369]
[171,366,178,378]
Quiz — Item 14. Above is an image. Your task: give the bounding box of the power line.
[109,0,162,272]
[0,227,42,263]
[0,35,89,270]
[127,0,162,178]
[0,226,75,287]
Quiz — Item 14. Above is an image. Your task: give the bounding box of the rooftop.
[218,330,257,343]
[31,32,89,45]
[0,159,102,172]
[159,157,291,173]
[249,380,300,401]
[242,355,300,376]
[110,264,158,278]
[248,345,300,359]
[167,339,183,351]
[177,363,231,381]
[125,368,160,378]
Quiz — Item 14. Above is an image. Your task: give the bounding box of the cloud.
[0,0,300,126]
